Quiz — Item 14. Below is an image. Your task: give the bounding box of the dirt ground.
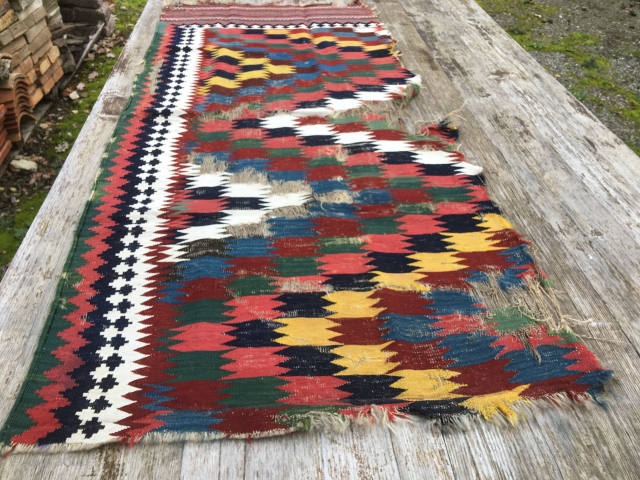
[478,0,640,153]
[0,0,638,279]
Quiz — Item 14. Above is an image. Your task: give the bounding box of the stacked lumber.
[0,104,12,165]
[0,0,114,143]
[0,0,64,110]
[0,73,35,142]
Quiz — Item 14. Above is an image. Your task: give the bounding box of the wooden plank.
[372,0,640,478]
[180,440,247,480]
[180,440,246,480]
[0,0,163,429]
[245,434,323,480]
[0,0,639,478]
[389,421,455,480]
[181,442,223,480]
[0,0,186,478]
[219,440,246,479]
[116,443,184,479]
[321,426,401,480]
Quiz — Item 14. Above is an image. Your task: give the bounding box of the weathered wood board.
[0,0,639,478]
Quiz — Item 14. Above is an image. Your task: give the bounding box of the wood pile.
[0,0,113,146]
[0,0,64,112]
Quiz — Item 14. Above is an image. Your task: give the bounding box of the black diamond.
[105,354,124,371]
[117,299,132,313]
[90,396,111,413]
[110,334,127,350]
[114,317,130,331]
[98,375,117,392]
[119,284,133,296]
[81,417,104,439]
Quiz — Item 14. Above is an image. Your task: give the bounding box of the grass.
[0,0,146,276]
[477,0,640,156]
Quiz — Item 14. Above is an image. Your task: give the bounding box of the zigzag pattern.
[0,6,611,448]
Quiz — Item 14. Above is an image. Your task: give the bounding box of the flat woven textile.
[1,3,612,450]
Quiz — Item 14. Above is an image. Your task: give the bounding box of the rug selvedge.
[0,4,612,451]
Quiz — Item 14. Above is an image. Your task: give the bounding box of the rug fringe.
[471,269,593,339]
[0,391,613,456]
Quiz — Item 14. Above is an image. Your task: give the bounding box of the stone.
[101,11,115,36]
[23,67,37,84]
[28,85,42,106]
[30,3,43,22]
[36,54,50,74]
[27,27,50,58]
[14,52,32,72]
[59,46,74,72]
[0,8,17,30]
[10,158,37,170]
[46,44,58,63]
[8,0,35,12]
[0,33,25,55]
[38,56,56,84]
[52,60,62,81]
[24,18,46,43]
[0,56,10,79]
[29,35,51,62]
[10,41,30,68]
[40,71,54,93]
[7,15,29,39]
[14,0,40,20]
[0,29,13,47]
[0,0,10,17]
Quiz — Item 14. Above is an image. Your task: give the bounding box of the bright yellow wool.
[324,290,384,318]
[408,251,467,272]
[275,317,341,346]
[371,271,430,292]
[332,343,398,375]
[390,369,464,401]
[461,385,530,423]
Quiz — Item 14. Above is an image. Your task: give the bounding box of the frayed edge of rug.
[0,388,614,456]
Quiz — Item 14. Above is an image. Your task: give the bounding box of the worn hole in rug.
[0,2,612,451]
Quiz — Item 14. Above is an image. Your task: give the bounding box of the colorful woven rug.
[1,3,611,450]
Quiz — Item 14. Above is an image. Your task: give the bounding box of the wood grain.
[0,0,639,478]
[374,0,640,477]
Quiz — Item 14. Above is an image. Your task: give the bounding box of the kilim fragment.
[0,3,612,451]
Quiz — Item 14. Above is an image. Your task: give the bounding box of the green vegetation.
[477,0,640,156]
[0,0,146,276]
[0,191,48,267]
